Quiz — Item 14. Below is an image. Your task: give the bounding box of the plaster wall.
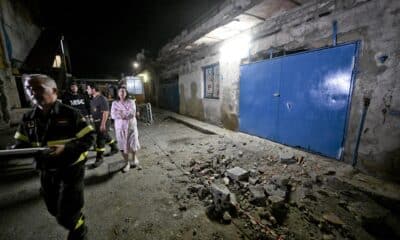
[159,0,400,181]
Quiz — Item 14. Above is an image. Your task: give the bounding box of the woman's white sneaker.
[122,162,130,173]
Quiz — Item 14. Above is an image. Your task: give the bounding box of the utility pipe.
[352,97,370,167]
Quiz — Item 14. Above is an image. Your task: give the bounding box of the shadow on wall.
[221,107,238,131]
[221,88,238,131]
[180,82,204,120]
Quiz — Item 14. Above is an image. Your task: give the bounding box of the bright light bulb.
[220,34,250,62]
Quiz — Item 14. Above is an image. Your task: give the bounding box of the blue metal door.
[278,44,357,158]
[159,81,180,113]
[239,43,358,159]
[239,58,281,141]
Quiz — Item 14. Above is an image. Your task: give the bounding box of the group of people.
[62,80,140,171]
[12,74,141,240]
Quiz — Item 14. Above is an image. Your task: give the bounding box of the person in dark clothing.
[62,81,91,118]
[13,74,95,240]
[86,83,118,167]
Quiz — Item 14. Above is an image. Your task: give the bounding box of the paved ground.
[0,108,399,240]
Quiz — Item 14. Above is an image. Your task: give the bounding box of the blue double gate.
[239,42,359,159]
[159,80,180,113]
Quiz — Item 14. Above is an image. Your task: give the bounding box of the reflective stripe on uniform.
[14,132,29,142]
[106,139,115,144]
[47,124,93,146]
[72,151,88,165]
[96,148,106,152]
[76,125,94,139]
[47,138,76,146]
[74,215,85,230]
[32,142,41,147]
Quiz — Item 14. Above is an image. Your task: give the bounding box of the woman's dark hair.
[117,86,130,101]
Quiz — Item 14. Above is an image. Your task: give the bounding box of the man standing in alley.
[86,82,118,167]
[13,74,94,240]
[62,81,91,119]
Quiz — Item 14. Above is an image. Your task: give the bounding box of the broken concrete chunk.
[197,187,210,200]
[238,151,244,157]
[249,186,266,206]
[212,158,219,168]
[249,169,258,178]
[322,234,335,240]
[269,195,288,224]
[249,177,259,185]
[238,181,249,189]
[322,212,344,226]
[200,168,214,176]
[191,165,202,173]
[257,166,268,174]
[188,184,204,193]
[302,180,313,189]
[271,175,290,187]
[268,195,285,206]
[223,177,230,185]
[264,184,287,199]
[324,167,336,175]
[264,184,277,195]
[226,167,249,181]
[280,151,294,160]
[229,192,238,207]
[178,203,187,211]
[222,211,232,223]
[210,183,231,211]
[309,172,322,183]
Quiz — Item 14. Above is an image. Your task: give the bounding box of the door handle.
[273,93,280,97]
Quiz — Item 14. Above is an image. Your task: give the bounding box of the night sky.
[39,0,225,78]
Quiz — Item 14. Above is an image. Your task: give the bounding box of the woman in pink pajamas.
[111,86,140,172]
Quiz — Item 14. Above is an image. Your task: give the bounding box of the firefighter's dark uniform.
[90,94,118,163]
[14,101,94,240]
[62,91,91,118]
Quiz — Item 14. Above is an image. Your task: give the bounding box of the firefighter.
[62,81,91,119]
[13,74,94,240]
[86,82,118,167]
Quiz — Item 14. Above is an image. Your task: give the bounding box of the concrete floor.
[0,109,399,240]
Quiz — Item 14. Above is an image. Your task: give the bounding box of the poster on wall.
[205,67,214,98]
[204,64,220,99]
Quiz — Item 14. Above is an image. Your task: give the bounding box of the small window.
[203,63,220,99]
[52,55,62,68]
[126,77,144,95]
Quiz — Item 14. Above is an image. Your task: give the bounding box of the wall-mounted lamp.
[219,34,251,62]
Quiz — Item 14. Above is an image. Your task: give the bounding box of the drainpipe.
[332,20,337,46]
[352,97,370,167]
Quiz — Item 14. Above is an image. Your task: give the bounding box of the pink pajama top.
[111,99,140,153]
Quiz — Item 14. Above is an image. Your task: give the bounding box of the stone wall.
[0,0,41,128]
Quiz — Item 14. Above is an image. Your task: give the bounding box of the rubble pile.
[180,139,400,240]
